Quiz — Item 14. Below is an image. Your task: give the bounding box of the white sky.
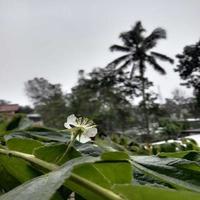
[0,0,199,105]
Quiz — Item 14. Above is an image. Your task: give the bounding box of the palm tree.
[108,21,174,135]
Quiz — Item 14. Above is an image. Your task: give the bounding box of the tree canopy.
[107,21,174,135]
[25,77,68,129]
[175,39,200,105]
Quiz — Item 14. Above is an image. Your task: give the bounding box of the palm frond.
[130,21,145,45]
[142,28,166,50]
[107,54,130,68]
[147,56,166,75]
[118,59,132,71]
[130,63,137,78]
[119,21,145,47]
[119,32,134,48]
[132,21,145,32]
[151,51,174,64]
[110,45,130,52]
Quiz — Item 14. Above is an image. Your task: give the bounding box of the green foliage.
[158,119,189,140]
[0,115,32,135]
[0,127,200,199]
[66,69,135,135]
[108,21,174,135]
[34,144,81,165]
[6,138,43,154]
[113,185,200,200]
[175,39,200,107]
[25,78,68,129]
[5,114,24,131]
[151,138,199,155]
[36,99,68,129]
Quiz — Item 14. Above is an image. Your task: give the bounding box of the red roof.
[0,104,19,112]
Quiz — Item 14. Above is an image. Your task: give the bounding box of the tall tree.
[175,39,200,110]
[107,21,174,134]
[25,78,63,106]
[66,69,135,134]
[25,78,67,128]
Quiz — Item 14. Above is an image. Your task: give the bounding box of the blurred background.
[1,0,200,144]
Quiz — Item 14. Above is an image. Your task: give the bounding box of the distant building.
[0,104,19,117]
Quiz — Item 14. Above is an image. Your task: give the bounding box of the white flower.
[64,114,97,143]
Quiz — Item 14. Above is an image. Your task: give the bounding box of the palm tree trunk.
[139,63,150,135]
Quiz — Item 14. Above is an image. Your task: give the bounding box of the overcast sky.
[0,0,200,105]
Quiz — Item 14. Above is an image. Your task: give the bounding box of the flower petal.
[78,134,91,143]
[64,114,77,128]
[84,127,97,137]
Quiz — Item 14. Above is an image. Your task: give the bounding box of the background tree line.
[3,21,200,139]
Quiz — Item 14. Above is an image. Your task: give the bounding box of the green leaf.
[5,115,23,131]
[34,143,81,164]
[25,126,57,132]
[158,151,200,160]
[131,158,200,192]
[72,163,111,189]
[0,157,96,200]
[101,151,130,161]
[112,184,200,200]
[0,163,20,192]
[174,161,200,173]
[4,131,70,143]
[93,161,132,185]
[0,155,41,183]
[65,158,132,200]
[6,138,43,154]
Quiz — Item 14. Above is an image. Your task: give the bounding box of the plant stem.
[69,173,124,200]
[56,133,78,164]
[0,148,58,171]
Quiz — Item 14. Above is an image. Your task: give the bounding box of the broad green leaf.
[0,163,20,192]
[158,151,200,161]
[25,126,56,132]
[72,163,111,188]
[67,152,132,191]
[131,159,200,192]
[0,155,41,183]
[27,131,70,142]
[65,156,132,200]
[101,151,130,161]
[93,161,132,185]
[112,184,200,200]
[4,131,70,143]
[34,143,81,164]
[5,115,23,131]
[6,138,43,154]
[0,154,130,200]
[17,118,33,130]
[174,161,200,173]
[71,159,132,188]
[0,156,125,200]
[158,151,195,158]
